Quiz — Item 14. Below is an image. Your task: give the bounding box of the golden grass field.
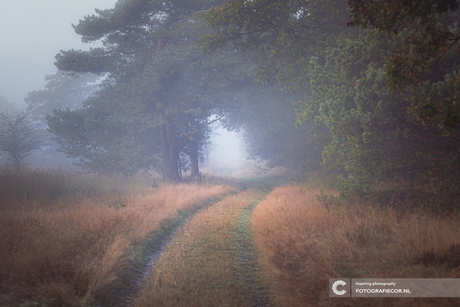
[0,170,233,306]
[2,169,460,307]
[251,185,460,307]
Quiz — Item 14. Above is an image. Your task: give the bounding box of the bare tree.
[0,112,43,171]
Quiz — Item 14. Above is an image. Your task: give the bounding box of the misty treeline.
[0,111,43,171]
[20,0,460,207]
[0,95,44,171]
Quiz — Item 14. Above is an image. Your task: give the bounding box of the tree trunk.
[189,139,201,182]
[160,123,181,181]
[167,123,181,181]
[160,125,171,180]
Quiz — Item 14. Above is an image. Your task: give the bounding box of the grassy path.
[231,198,271,306]
[124,197,226,306]
[131,190,271,307]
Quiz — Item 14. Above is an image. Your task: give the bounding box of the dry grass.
[133,191,261,307]
[0,177,233,307]
[251,185,460,307]
[0,168,155,208]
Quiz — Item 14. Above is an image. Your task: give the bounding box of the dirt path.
[124,225,181,307]
[232,199,272,306]
[123,196,228,307]
[126,190,272,307]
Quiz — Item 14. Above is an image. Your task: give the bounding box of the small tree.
[0,112,43,171]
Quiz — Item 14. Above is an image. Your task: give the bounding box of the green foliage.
[338,2,460,207]
[304,29,460,207]
[198,0,350,86]
[348,0,460,136]
[46,88,161,175]
[25,72,99,119]
[22,72,100,168]
[348,0,458,33]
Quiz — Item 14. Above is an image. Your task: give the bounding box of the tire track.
[123,196,228,307]
[124,225,181,307]
[232,197,272,307]
[125,189,272,306]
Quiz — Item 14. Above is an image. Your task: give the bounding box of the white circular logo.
[332,280,347,295]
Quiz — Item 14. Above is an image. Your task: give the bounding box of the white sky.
[208,127,251,174]
[211,127,246,159]
[0,0,116,107]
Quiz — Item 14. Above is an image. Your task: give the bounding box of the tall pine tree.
[50,0,250,178]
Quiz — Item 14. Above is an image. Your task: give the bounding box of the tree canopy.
[25,72,99,119]
[303,29,459,200]
[199,0,460,207]
[348,0,460,136]
[50,0,251,178]
[222,85,323,172]
[198,0,350,85]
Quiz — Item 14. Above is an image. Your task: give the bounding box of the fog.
[206,127,255,177]
[0,0,115,107]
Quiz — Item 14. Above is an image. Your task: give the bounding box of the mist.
[0,0,115,107]
[205,127,255,177]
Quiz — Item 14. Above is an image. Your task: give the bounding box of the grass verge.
[251,184,460,307]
